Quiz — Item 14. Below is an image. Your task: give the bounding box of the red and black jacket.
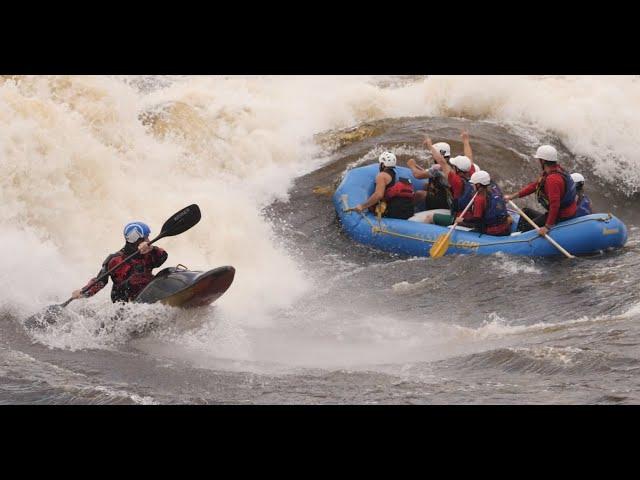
[82,246,168,303]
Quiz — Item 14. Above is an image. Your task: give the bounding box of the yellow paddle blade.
[313,185,334,196]
[429,232,452,258]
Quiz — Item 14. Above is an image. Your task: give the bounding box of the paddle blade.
[23,304,64,330]
[158,204,201,239]
[429,233,451,258]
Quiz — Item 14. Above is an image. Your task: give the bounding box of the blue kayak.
[333,164,628,257]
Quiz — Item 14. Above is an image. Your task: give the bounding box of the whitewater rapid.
[2,75,640,370]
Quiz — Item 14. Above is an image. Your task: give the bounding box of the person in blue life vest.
[571,172,593,217]
[462,170,512,236]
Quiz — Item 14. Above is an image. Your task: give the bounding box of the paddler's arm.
[407,158,429,179]
[355,173,390,213]
[137,241,167,267]
[407,158,441,180]
[149,246,168,268]
[504,181,538,201]
[461,129,473,162]
[71,260,111,299]
[425,136,452,177]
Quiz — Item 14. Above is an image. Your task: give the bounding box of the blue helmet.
[123,221,151,243]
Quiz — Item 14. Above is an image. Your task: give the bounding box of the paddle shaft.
[34,204,201,319]
[428,191,479,258]
[507,200,575,259]
[443,191,479,241]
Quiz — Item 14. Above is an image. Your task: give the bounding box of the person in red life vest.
[70,221,168,303]
[462,170,512,236]
[571,172,593,217]
[354,151,415,219]
[504,145,577,237]
[407,130,481,212]
[420,136,475,226]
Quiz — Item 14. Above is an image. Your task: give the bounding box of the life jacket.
[575,192,593,217]
[450,172,474,216]
[535,167,577,211]
[378,167,415,220]
[383,167,415,201]
[104,248,167,302]
[482,182,509,230]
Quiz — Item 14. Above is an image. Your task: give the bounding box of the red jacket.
[517,165,577,226]
[82,246,168,303]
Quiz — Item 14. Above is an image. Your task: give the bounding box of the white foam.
[492,252,543,275]
[0,76,311,324]
[2,74,639,367]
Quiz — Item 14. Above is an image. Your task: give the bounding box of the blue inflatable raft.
[333,164,628,257]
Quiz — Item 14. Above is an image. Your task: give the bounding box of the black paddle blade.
[158,204,201,239]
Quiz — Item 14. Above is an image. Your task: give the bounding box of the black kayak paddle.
[24,204,202,328]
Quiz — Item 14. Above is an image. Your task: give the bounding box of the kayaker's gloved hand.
[138,241,152,255]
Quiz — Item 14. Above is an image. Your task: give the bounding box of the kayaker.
[407,130,480,211]
[71,222,168,303]
[463,170,512,236]
[354,151,416,220]
[571,172,593,217]
[420,136,475,226]
[504,145,577,237]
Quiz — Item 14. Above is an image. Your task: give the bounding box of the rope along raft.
[333,164,627,258]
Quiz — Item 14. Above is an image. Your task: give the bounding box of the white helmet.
[433,142,451,158]
[571,172,585,184]
[470,170,491,186]
[379,151,397,168]
[450,155,472,172]
[534,145,558,163]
